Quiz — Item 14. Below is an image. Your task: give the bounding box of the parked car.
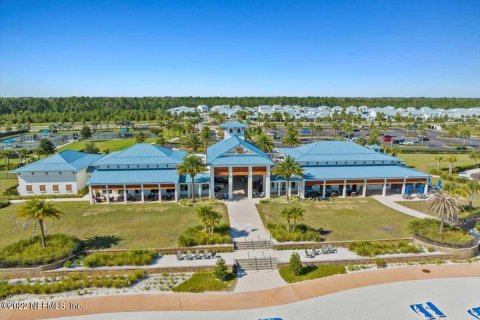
[383,136,393,143]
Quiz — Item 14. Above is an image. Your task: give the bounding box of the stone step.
[235,257,278,270]
[234,240,273,250]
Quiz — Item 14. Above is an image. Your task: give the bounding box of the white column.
[424,180,429,195]
[278,182,281,197]
[265,166,271,198]
[174,183,179,202]
[228,167,233,200]
[187,184,191,198]
[401,178,406,194]
[363,179,367,197]
[140,184,145,203]
[247,166,253,199]
[123,185,127,204]
[199,183,202,199]
[209,169,215,198]
[342,180,347,197]
[89,185,93,204]
[287,181,292,197]
[106,185,110,204]
[299,180,305,199]
[322,180,326,198]
[382,179,387,197]
[158,184,162,202]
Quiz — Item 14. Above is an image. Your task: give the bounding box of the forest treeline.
[1,96,479,124]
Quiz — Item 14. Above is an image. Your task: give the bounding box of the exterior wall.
[17,171,80,196]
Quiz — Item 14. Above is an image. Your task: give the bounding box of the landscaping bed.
[348,240,423,257]
[409,219,475,248]
[279,265,346,283]
[0,234,80,268]
[177,223,231,246]
[172,272,236,292]
[81,250,157,268]
[266,223,322,242]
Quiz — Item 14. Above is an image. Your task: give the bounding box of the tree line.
[1,96,479,124]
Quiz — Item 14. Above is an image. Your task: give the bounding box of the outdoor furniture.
[312,247,321,255]
[203,249,209,259]
[186,250,193,260]
[327,244,338,254]
[210,251,217,258]
[402,194,413,200]
[176,250,183,260]
[410,304,435,320]
[426,302,446,318]
[194,249,201,259]
[468,307,480,319]
[321,245,330,254]
[305,249,315,258]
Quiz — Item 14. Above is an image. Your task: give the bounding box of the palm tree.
[17,149,29,165]
[469,150,480,167]
[0,150,11,170]
[465,180,480,208]
[177,154,207,203]
[272,155,304,201]
[186,134,202,153]
[256,133,275,153]
[426,192,461,233]
[195,206,222,235]
[447,156,458,175]
[434,156,444,170]
[16,198,64,248]
[156,135,167,146]
[200,126,213,151]
[289,206,305,232]
[280,207,293,232]
[135,131,148,143]
[282,131,300,147]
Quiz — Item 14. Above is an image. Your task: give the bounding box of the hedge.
[408,219,475,248]
[82,250,156,267]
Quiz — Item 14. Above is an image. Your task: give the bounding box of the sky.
[0,0,479,98]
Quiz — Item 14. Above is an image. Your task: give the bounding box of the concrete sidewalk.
[372,195,433,219]
[226,198,270,242]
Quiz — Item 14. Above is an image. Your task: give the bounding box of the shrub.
[2,184,19,196]
[0,234,80,267]
[348,241,422,257]
[408,219,475,248]
[288,252,303,276]
[266,223,322,242]
[82,250,156,268]
[476,222,480,232]
[177,223,231,246]
[375,258,387,268]
[63,260,72,268]
[213,258,228,281]
[0,200,10,209]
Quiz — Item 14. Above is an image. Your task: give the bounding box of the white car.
[458,171,472,180]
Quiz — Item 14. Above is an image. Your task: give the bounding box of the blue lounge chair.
[426,302,446,318]
[410,304,435,320]
[468,307,480,319]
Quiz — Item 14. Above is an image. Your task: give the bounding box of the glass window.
[66,184,72,192]
[52,185,59,192]
[39,185,46,193]
[26,185,33,192]
[180,185,188,191]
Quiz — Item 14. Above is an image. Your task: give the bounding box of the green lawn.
[279,265,346,283]
[57,138,156,153]
[0,202,228,249]
[257,198,416,241]
[172,272,236,292]
[396,200,479,218]
[400,153,474,174]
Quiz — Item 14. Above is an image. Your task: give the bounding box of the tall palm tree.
[465,180,480,208]
[280,207,293,232]
[195,206,222,235]
[256,133,275,153]
[447,156,458,175]
[434,156,444,170]
[282,131,300,147]
[289,206,305,232]
[469,150,480,167]
[426,192,461,233]
[0,150,11,170]
[177,154,207,203]
[156,135,167,146]
[16,198,64,248]
[272,155,304,201]
[200,126,213,151]
[186,135,202,153]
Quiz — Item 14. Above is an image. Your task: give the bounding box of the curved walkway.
[2,264,479,320]
[372,195,433,219]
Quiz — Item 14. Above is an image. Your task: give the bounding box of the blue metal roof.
[279,141,400,163]
[206,136,274,166]
[13,150,103,172]
[302,165,428,181]
[220,121,249,129]
[93,144,187,166]
[88,169,210,185]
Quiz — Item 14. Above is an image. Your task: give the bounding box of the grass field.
[400,153,474,174]
[279,265,346,283]
[57,138,157,153]
[172,272,236,292]
[396,200,479,218]
[257,198,416,241]
[0,202,228,249]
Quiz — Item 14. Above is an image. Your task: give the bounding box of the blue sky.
[1,0,479,97]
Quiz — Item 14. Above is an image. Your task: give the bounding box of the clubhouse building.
[13,121,429,203]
